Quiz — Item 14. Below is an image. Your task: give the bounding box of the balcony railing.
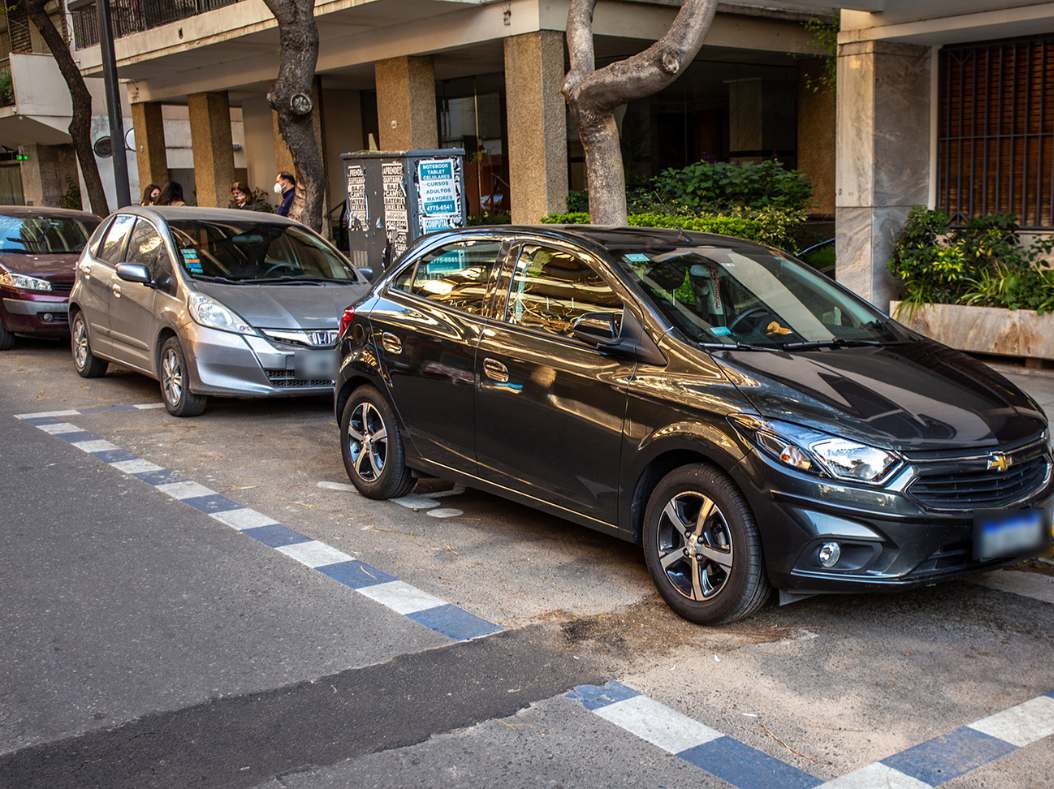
[69,0,246,49]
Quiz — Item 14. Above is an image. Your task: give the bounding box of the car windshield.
[612,244,906,348]
[167,219,359,283]
[0,215,99,254]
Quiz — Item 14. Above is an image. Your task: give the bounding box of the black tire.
[643,464,771,625]
[159,337,207,417]
[70,311,108,377]
[341,384,414,500]
[0,320,13,351]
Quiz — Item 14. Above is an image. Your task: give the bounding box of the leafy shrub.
[652,158,813,213]
[467,211,512,226]
[889,207,1054,316]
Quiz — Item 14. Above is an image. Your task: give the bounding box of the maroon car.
[0,206,100,350]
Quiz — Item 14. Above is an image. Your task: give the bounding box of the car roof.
[0,205,102,221]
[117,205,299,225]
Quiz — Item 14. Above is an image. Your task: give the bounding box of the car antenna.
[653,192,692,244]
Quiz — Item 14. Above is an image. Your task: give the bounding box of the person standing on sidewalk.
[274,172,295,217]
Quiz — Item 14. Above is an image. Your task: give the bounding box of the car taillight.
[338,306,355,338]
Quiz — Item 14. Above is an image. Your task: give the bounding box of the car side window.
[96,214,136,265]
[127,219,176,294]
[503,245,623,339]
[395,239,502,315]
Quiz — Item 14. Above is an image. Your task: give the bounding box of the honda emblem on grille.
[987,452,1013,472]
[308,331,338,347]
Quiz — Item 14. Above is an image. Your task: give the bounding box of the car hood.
[192,281,368,330]
[714,339,1046,450]
[0,252,79,278]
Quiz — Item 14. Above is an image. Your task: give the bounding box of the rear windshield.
[0,215,100,254]
[167,219,360,283]
[610,244,906,348]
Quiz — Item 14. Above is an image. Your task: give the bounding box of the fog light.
[40,312,53,322]
[818,542,841,568]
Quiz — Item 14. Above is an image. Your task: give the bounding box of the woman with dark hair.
[156,181,187,207]
[140,183,161,205]
[228,181,268,212]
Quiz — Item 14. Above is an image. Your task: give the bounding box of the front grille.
[48,281,73,294]
[906,439,1051,511]
[265,370,331,388]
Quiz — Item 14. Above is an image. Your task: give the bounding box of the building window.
[939,35,1054,229]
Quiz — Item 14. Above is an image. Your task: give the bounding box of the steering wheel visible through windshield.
[612,244,907,349]
[167,219,360,284]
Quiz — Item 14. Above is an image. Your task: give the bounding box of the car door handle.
[111,283,122,298]
[483,358,509,383]
[381,332,402,354]
[79,262,92,278]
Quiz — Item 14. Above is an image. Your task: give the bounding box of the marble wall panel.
[890,302,1054,360]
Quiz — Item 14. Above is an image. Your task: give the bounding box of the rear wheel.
[643,464,770,625]
[341,385,414,499]
[0,320,13,351]
[71,311,107,377]
[159,337,207,417]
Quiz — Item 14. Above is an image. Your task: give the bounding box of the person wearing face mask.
[274,172,295,217]
[228,181,267,212]
[140,183,161,205]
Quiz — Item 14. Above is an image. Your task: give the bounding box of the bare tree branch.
[563,0,719,224]
[262,0,325,232]
[20,0,109,216]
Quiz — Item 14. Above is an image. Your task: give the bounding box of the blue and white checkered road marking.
[568,681,1054,789]
[16,407,502,643]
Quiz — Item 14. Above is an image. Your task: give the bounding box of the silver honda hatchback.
[69,207,369,416]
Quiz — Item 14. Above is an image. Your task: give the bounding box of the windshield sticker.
[187,261,203,273]
[711,326,731,336]
[624,253,650,263]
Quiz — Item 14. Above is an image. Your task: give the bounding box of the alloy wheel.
[161,347,184,406]
[347,401,388,482]
[73,318,88,369]
[654,491,733,601]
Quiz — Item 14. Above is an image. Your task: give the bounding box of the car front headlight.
[187,293,256,336]
[0,270,53,291]
[730,415,901,486]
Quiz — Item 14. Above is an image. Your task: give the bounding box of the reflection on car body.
[68,206,369,416]
[334,225,1052,624]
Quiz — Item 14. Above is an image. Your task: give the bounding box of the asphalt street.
[1,337,1053,789]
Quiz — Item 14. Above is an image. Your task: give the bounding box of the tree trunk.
[21,0,109,216]
[562,0,719,225]
[262,0,325,233]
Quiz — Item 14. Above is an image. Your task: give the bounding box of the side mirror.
[115,262,152,285]
[357,267,373,282]
[572,312,619,346]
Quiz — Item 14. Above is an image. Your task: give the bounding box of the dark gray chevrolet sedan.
[334,225,1053,624]
[69,207,369,416]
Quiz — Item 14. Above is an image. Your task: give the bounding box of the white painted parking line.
[14,409,81,419]
[110,459,166,475]
[594,694,723,754]
[818,763,931,789]
[70,439,120,453]
[277,540,356,568]
[357,580,447,615]
[155,480,217,500]
[210,508,280,531]
[37,422,84,435]
[969,695,1054,747]
[972,570,1054,605]
[317,481,358,492]
[133,403,166,410]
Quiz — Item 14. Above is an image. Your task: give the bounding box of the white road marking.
[317,481,359,492]
[110,459,166,475]
[71,439,120,453]
[969,695,1054,747]
[818,763,931,789]
[210,508,281,531]
[593,694,723,754]
[357,580,446,615]
[155,480,218,500]
[277,540,356,568]
[37,422,83,435]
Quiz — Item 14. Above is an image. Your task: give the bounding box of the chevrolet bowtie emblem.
[987,453,1013,472]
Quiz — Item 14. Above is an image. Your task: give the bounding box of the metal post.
[96,0,131,208]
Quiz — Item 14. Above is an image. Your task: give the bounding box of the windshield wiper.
[191,274,242,284]
[250,276,327,285]
[782,338,887,350]
[698,341,781,354]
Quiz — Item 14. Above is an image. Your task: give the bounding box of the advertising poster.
[416,157,464,233]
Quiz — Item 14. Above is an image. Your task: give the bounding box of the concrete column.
[375,56,437,151]
[130,101,168,197]
[504,31,568,225]
[835,41,931,309]
[242,96,278,207]
[18,143,79,208]
[187,91,235,208]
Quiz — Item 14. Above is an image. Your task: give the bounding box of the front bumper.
[1,293,70,336]
[733,447,1054,594]
[179,321,337,398]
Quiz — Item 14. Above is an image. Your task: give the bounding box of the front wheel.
[0,319,14,351]
[643,464,770,625]
[340,385,414,500]
[159,338,207,417]
[71,311,107,377]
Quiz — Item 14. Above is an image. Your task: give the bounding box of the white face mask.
[273,182,284,195]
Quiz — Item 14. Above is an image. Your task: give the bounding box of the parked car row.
[4,203,1049,624]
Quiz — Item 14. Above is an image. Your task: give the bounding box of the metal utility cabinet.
[341,149,467,276]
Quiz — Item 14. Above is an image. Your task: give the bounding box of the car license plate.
[972,509,1047,560]
[294,349,336,381]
